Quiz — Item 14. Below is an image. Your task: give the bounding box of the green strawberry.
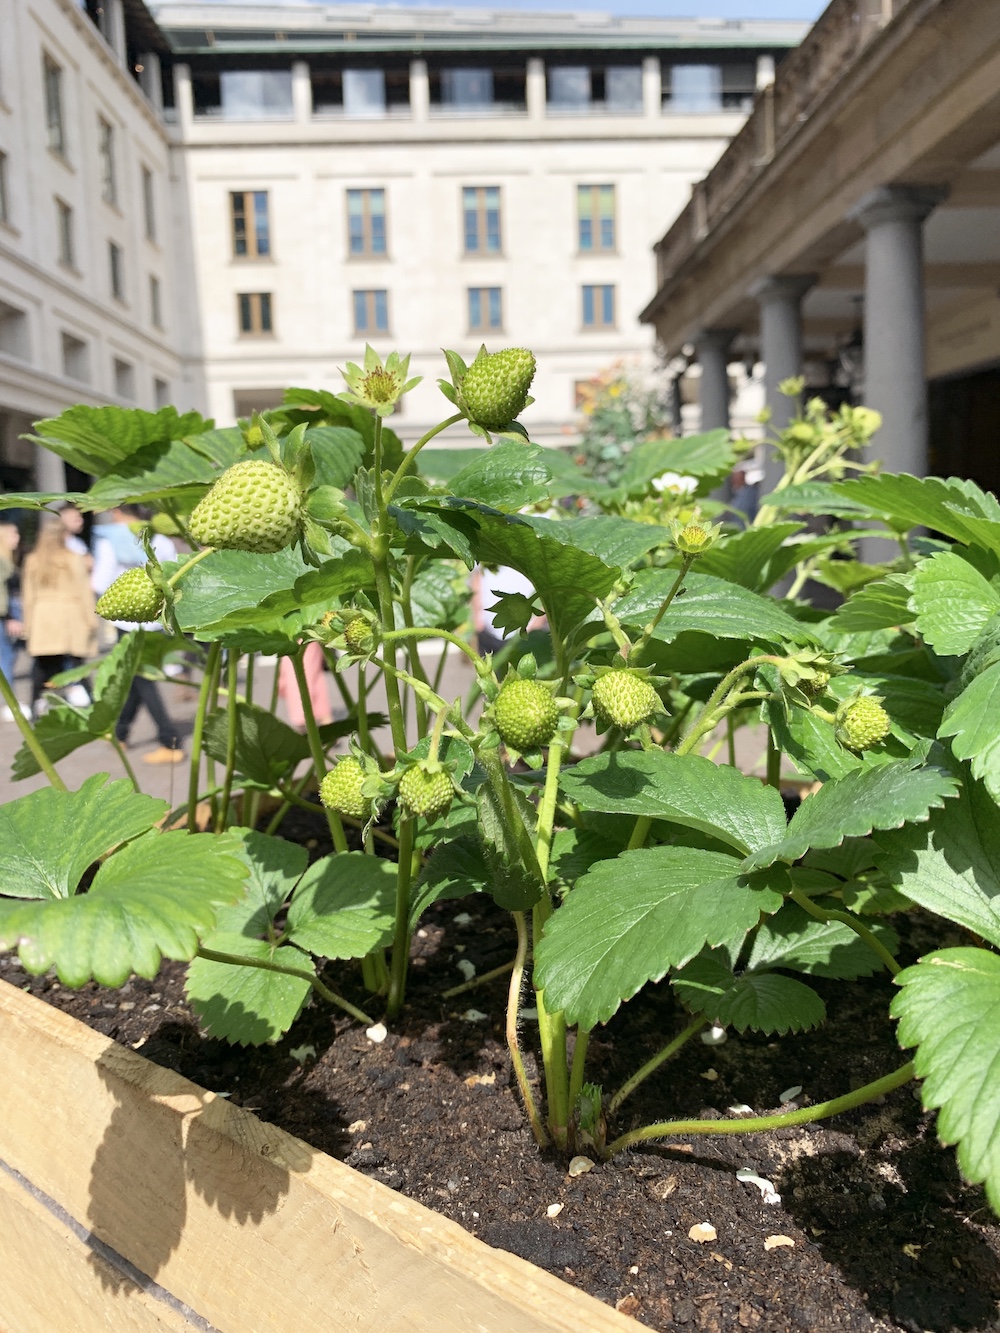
[96,567,164,623]
[398,763,453,820]
[189,459,302,553]
[836,696,891,752]
[494,679,558,750]
[344,616,376,656]
[459,348,536,430]
[592,669,659,731]
[320,757,369,820]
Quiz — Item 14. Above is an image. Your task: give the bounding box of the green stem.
[629,554,696,664]
[568,1028,591,1116]
[627,816,653,851]
[187,641,221,832]
[110,735,142,793]
[789,886,901,975]
[382,626,484,670]
[216,650,240,833]
[727,714,737,768]
[533,895,569,1146]
[675,655,781,758]
[292,648,348,854]
[166,545,214,588]
[400,556,429,738]
[609,1017,706,1115]
[442,958,515,998]
[605,1061,916,1158]
[766,727,781,789]
[384,413,464,504]
[535,709,575,882]
[0,667,66,790]
[386,817,415,1020]
[508,910,549,1147]
[196,947,374,1025]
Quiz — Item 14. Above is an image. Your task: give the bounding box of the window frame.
[98,117,117,206]
[230,190,271,260]
[467,286,503,333]
[108,240,125,302]
[462,185,502,256]
[141,166,156,241]
[346,187,388,259]
[55,197,74,268]
[237,291,273,336]
[577,184,616,254]
[352,288,389,337]
[581,283,616,330]
[149,273,163,329]
[0,150,9,227]
[43,55,65,157]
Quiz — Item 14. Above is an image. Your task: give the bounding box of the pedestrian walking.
[92,506,183,765]
[21,519,97,716]
[0,520,25,721]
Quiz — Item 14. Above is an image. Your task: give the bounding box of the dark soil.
[10,807,1000,1333]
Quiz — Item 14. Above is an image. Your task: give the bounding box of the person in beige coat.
[22,520,97,715]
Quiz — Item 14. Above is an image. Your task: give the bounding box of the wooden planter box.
[0,980,639,1332]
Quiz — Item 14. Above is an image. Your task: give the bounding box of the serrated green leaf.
[0,831,247,986]
[744,760,958,871]
[285,852,396,959]
[833,474,1000,542]
[875,776,1000,946]
[672,951,825,1034]
[85,439,219,509]
[521,514,668,570]
[892,947,1000,1212]
[910,552,1000,656]
[448,440,552,510]
[410,837,487,928]
[476,777,541,911]
[696,523,804,593]
[0,775,166,900]
[202,703,310,787]
[747,902,897,978]
[186,935,313,1045]
[833,575,915,633]
[533,846,787,1028]
[406,564,468,631]
[303,425,366,489]
[757,480,872,517]
[613,431,736,495]
[560,750,787,855]
[212,829,309,937]
[938,663,1000,802]
[613,570,815,646]
[0,491,90,512]
[170,548,312,629]
[29,405,211,477]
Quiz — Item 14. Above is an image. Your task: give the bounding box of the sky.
[199,0,825,20]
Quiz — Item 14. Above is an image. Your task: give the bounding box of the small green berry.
[592,670,659,731]
[96,567,165,623]
[398,763,453,820]
[189,459,302,554]
[836,696,891,752]
[459,348,536,430]
[320,757,369,820]
[344,617,376,656]
[494,679,559,751]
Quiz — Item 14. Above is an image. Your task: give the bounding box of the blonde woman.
[22,519,97,715]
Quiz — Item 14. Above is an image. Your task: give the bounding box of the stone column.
[292,62,312,123]
[102,0,126,65]
[750,274,816,491]
[34,445,66,494]
[642,57,661,118]
[526,58,546,120]
[848,185,946,476]
[694,329,736,431]
[174,64,194,133]
[410,59,429,122]
[139,53,163,111]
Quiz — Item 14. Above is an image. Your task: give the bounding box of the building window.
[44,56,65,155]
[56,199,74,267]
[109,241,124,301]
[441,68,493,109]
[61,332,89,382]
[141,167,156,240]
[347,188,387,258]
[150,274,163,328]
[0,151,8,225]
[468,287,502,332]
[343,69,386,118]
[238,292,273,335]
[154,376,170,409]
[231,190,270,259]
[98,118,116,205]
[578,184,615,253]
[219,70,293,120]
[666,65,723,114]
[605,66,643,112]
[582,284,615,329]
[463,186,501,255]
[548,66,591,111]
[0,300,30,360]
[113,357,135,400]
[352,289,389,336]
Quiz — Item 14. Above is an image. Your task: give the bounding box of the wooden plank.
[0,1166,194,1333]
[0,981,638,1333]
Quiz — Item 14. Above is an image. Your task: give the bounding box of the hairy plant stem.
[508,910,549,1147]
[442,958,515,998]
[0,668,66,790]
[400,556,430,737]
[384,413,464,503]
[386,817,416,1020]
[533,895,569,1147]
[382,625,484,670]
[292,648,348,854]
[568,1028,591,1119]
[196,947,374,1025]
[110,735,141,793]
[165,545,215,588]
[789,886,901,975]
[609,1017,706,1115]
[187,641,221,832]
[766,727,782,790]
[629,553,696,664]
[216,651,240,833]
[605,1060,916,1157]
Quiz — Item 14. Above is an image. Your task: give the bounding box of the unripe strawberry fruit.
[836,696,891,752]
[189,459,302,554]
[344,617,375,655]
[460,348,536,430]
[592,670,659,731]
[398,763,453,820]
[96,567,164,623]
[320,757,369,819]
[494,678,558,750]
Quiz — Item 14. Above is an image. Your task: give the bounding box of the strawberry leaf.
[186,935,314,1045]
[672,950,825,1035]
[911,552,1000,656]
[747,902,898,978]
[212,829,309,938]
[285,852,396,959]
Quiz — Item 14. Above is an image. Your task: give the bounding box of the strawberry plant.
[3,355,1000,1215]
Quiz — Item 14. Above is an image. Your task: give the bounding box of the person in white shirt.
[92,506,184,765]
